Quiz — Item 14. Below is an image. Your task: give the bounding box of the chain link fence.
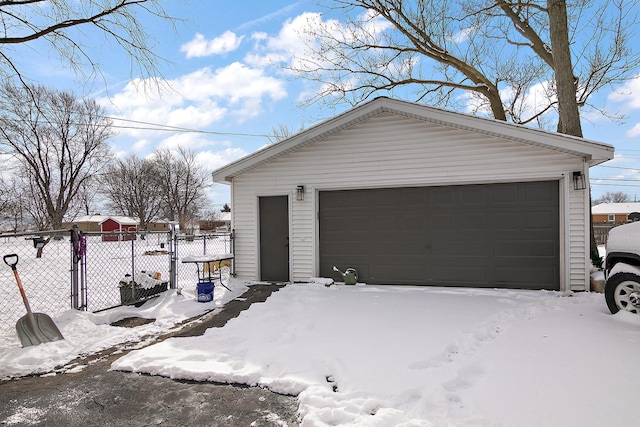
[0,229,72,334]
[0,227,234,333]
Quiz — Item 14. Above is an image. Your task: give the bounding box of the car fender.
[608,261,640,279]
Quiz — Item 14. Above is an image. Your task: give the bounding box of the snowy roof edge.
[592,202,640,214]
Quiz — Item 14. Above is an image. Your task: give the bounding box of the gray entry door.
[259,196,289,282]
[319,181,559,290]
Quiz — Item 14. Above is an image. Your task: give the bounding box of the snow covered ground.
[2,279,639,426]
[0,280,249,378]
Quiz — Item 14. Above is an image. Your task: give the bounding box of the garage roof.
[100,216,138,225]
[212,97,614,183]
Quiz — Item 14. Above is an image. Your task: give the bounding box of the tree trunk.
[548,0,600,268]
[486,86,508,122]
[548,0,582,137]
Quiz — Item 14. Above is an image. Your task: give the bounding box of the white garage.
[212,97,613,291]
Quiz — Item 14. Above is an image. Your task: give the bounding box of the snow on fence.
[0,229,234,333]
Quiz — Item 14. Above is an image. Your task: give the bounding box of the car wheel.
[604,272,640,315]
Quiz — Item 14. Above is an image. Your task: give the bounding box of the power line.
[590,183,640,187]
[0,107,276,138]
[105,116,273,138]
[591,178,640,182]
[597,165,640,171]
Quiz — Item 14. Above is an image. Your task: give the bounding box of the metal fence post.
[168,222,178,289]
[231,229,236,277]
[70,225,79,310]
[70,224,87,310]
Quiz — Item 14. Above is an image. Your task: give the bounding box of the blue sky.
[14,0,640,208]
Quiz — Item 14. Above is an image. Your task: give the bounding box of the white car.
[604,221,640,314]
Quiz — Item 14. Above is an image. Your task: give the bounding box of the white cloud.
[581,108,610,125]
[528,81,554,108]
[451,27,476,44]
[180,31,244,58]
[360,9,394,35]
[174,63,287,105]
[627,122,640,138]
[602,74,640,140]
[251,32,268,42]
[608,74,640,109]
[244,12,351,74]
[456,80,559,128]
[196,147,248,171]
[244,13,315,69]
[158,133,218,152]
[243,10,396,106]
[132,139,152,152]
[100,63,286,140]
[99,61,287,161]
[102,78,183,110]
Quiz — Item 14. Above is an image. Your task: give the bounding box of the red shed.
[101,216,138,241]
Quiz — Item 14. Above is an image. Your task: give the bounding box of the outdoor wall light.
[296,185,305,201]
[572,171,586,190]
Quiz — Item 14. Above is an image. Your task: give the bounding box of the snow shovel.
[3,254,64,347]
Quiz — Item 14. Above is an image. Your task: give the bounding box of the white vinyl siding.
[231,112,588,290]
[568,173,589,291]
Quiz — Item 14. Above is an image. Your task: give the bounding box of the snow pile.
[0,281,248,379]
[118,271,164,290]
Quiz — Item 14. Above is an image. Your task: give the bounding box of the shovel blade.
[16,313,64,347]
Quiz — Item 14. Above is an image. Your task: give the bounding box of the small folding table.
[181,254,234,291]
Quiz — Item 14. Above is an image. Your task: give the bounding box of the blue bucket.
[196,281,214,303]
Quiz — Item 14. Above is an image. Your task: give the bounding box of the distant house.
[73,215,139,236]
[100,216,138,241]
[146,219,171,232]
[592,203,640,224]
[199,212,231,232]
[73,215,107,232]
[72,215,172,237]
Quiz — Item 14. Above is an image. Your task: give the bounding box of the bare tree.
[0,176,29,232]
[102,154,164,230]
[594,191,631,205]
[0,84,114,231]
[152,147,210,233]
[267,123,306,143]
[0,0,175,86]
[294,0,639,132]
[75,177,102,217]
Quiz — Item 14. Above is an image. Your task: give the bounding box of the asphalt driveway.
[0,284,299,427]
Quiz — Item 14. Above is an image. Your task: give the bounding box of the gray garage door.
[319,181,559,290]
